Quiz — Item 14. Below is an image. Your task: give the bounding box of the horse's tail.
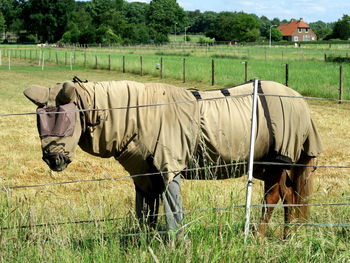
[290,154,316,221]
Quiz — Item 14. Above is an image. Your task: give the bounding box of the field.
[1,44,350,101]
[0,46,350,262]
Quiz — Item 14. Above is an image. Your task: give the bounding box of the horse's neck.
[79,81,139,158]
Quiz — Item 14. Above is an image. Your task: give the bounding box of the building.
[278,18,317,42]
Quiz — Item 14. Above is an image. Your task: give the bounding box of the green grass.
[1,45,349,100]
[0,53,350,262]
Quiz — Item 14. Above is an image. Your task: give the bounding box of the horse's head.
[24,81,82,171]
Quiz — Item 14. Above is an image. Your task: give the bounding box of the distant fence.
[0,47,349,101]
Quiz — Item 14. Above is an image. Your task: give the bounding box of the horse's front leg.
[135,186,160,229]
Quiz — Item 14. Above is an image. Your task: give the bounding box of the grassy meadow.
[1,44,350,101]
[0,50,349,262]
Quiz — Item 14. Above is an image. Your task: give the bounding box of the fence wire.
[0,92,350,118]
[0,86,349,234]
[1,202,349,231]
[1,161,350,190]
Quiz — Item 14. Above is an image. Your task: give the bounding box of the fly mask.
[24,81,83,171]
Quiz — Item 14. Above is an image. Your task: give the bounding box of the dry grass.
[0,67,349,262]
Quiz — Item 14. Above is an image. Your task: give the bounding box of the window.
[305,28,309,33]
[294,36,299,41]
[303,35,310,41]
[298,28,302,33]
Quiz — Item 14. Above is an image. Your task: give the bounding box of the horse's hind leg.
[258,167,282,237]
[162,174,183,231]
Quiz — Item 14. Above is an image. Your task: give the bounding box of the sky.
[126,0,349,23]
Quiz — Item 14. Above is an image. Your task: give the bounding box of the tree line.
[0,0,349,44]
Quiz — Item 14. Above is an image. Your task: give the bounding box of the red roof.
[278,19,310,36]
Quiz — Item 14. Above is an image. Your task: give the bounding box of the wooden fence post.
[140,56,143,76]
[122,56,125,73]
[339,65,343,104]
[211,59,215,86]
[183,58,186,83]
[160,57,163,79]
[285,64,289,87]
[244,61,248,82]
[108,54,111,71]
[84,52,87,68]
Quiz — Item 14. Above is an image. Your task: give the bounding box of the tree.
[309,20,333,40]
[189,11,217,34]
[95,25,122,44]
[146,0,187,42]
[332,15,350,40]
[0,11,5,34]
[123,1,148,24]
[0,0,22,33]
[86,0,116,26]
[21,0,75,42]
[270,27,282,41]
[207,12,260,42]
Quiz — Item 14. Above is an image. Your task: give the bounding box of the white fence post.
[41,52,45,71]
[244,79,259,243]
[70,53,73,71]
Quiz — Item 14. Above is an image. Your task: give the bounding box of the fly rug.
[24,78,323,238]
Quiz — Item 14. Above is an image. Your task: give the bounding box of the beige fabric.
[72,80,323,189]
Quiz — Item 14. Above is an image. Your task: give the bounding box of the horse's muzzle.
[43,152,71,171]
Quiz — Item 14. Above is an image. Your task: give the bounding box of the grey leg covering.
[162,175,183,231]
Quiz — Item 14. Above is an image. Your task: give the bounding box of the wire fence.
[1,47,350,101]
[0,81,349,237]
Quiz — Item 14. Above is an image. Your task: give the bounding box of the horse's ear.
[23,85,49,107]
[57,81,76,104]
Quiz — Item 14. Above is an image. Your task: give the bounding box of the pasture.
[1,44,350,100]
[0,52,350,261]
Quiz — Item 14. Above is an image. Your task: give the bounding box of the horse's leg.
[278,171,296,238]
[290,155,315,221]
[162,174,183,231]
[135,186,160,229]
[258,167,282,237]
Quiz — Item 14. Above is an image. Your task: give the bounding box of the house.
[278,18,317,42]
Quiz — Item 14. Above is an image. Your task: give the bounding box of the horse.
[23,78,323,238]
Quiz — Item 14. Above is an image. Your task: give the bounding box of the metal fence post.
[244,79,259,243]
